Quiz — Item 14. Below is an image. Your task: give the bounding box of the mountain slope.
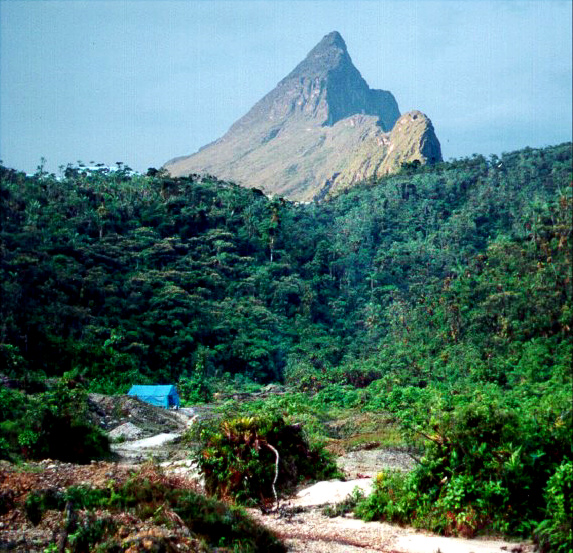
[164,32,441,201]
[2,142,570,387]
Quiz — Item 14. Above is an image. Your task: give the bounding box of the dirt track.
[0,396,535,552]
[249,507,533,553]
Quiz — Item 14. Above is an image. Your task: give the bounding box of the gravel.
[337,448,416,478]
[250,508,534,553]
[108,422,144,440]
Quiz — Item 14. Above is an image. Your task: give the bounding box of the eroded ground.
[0,395,534,552]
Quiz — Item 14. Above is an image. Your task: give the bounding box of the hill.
[1,143,571,548]
[1,143,569,390]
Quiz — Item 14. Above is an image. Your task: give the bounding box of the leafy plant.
[193,414,340,506]
[322,486,365,517]
[534,460,573,553]
[355,385,572,538]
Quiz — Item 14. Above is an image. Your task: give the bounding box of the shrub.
[0,386,27,422]
[356,384,572,539]
[178,374,213,404]
[534,460,573,553]
[355,471,414,525]
[194,414,341,506]
[1,380,110,463]
[311,383,361,409]
[21,386,110,463]
[25,468,286,552]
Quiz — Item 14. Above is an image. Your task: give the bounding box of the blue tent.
[128,385,180,409]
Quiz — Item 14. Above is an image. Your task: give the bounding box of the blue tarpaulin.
[128,385,180,409]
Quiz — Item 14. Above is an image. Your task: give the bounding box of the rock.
[164,31,441,201]
[108,422,144,441]
[337,448,416,478]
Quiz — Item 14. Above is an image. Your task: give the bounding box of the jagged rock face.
[165,31,441,201]
[228,32,400,133]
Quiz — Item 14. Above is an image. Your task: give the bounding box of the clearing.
[0,394,534,552]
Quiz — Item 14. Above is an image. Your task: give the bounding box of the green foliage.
[1,144,570,388]
[0,381,109,463]
[534,460,573,553]
[24,468,286,552]
[355,471,413,524]
[178,375,213,405]
[311,383,362,409]
[1,144,571,544]
[356,384,572,537]
[0,386,27,423]
[193,414,340,505]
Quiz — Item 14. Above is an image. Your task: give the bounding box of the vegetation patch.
[193,414,341,507]
[17,465,286,552]
[0,380,109,463]
[1,143,571,547]
[355,386,572,545]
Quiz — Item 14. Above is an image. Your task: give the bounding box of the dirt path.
[249,491,533,553]
[95,397,533,553]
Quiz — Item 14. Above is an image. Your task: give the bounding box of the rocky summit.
[164,31,442,201]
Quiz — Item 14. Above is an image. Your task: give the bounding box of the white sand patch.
[289,478,374,507]
[112,432,179,450]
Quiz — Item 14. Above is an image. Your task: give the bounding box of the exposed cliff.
[165,31,441,201]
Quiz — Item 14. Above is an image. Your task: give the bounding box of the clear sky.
[0,0,571,174]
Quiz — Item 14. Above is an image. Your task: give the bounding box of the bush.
[25,468,286,552]
[534,460,573,553]
[21,385,110,463]
[0,386,27,422]
[355,384,572,538]
[311,383,361,409]
[0,380,110,463]
[194,414,341,506]
[178,374,213,404]
[355,471,413,525]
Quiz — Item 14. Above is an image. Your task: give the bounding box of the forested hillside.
[1,143,571,548]
[0,144,571,392]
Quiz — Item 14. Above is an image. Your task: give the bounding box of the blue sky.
[0,0,571,174]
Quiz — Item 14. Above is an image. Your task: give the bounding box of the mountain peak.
[242,31,400,130]
[165,33,441,201]
[284,30,351,83]
[314,31,347,52]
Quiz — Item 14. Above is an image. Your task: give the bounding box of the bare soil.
[0,395,535,552]
[87,393,188,436]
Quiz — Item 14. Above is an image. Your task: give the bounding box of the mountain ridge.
[165,31,441,200]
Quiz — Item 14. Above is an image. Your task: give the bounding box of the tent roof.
[128,385,178,396]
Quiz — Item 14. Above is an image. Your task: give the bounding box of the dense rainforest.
[1,143,571,549]
[1,144,570,390]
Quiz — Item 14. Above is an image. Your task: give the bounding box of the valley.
[0,141,571,551]
[1,392,534,552]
